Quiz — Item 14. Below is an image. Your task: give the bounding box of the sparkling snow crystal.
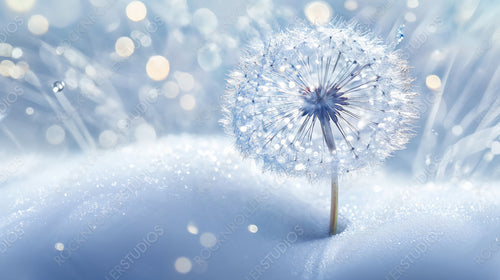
[223,22,419,179]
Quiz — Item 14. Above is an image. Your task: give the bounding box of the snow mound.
[1,135,499,279]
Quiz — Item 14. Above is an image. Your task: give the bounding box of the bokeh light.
[11,48,23,59]
[8,63,24,79]
[187,223,199,235]
[25,107,34,115]
[180,94,196,111]
[0,43,13,57]
[193,8,218,35]
[0,60,14,77]
[134,123,157,142]
[98,130,118,148]
[175,72,195,92]
[115,37,135,58]
[344,0,358,11]
[5,0,35,12]
[197,43,221,71]
[28,15,50,35]
[46,125,66,145]
[162,81,180,99]
[425,74,442,90]
[199,232,217,248]
[146,55,170,81]
[248,224,258,233]
[54,243,64,251]
[407,0,419,9]
[174,257,192,274]
[126,1,147,22]
[405,12,417,22]
[304,1,332,25]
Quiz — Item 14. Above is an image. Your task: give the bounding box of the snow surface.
[1,135,499,280]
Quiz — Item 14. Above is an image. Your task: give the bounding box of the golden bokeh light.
[305,1,332,25]
[126,1,147,22]
[0,60,14,77]
[146,55,170,81]
[28,15,49,35]
[6,0,35,12]
[425,74,442,90]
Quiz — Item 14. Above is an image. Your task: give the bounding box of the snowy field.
[1,136,500,279]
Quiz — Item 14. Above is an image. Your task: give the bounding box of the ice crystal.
[223,22,419,179]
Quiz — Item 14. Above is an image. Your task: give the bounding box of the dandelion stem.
[330,173,339,235]
[319,115,338,235]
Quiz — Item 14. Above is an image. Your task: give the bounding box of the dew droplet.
[52,81,65,93]
[396,24,405,45]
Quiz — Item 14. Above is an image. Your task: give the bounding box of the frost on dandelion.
[223,22,419,179]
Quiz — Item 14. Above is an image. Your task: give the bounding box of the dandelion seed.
[396,24,405,45]
[223,21,419,234]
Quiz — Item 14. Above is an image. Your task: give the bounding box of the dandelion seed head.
[223,22,419,179]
